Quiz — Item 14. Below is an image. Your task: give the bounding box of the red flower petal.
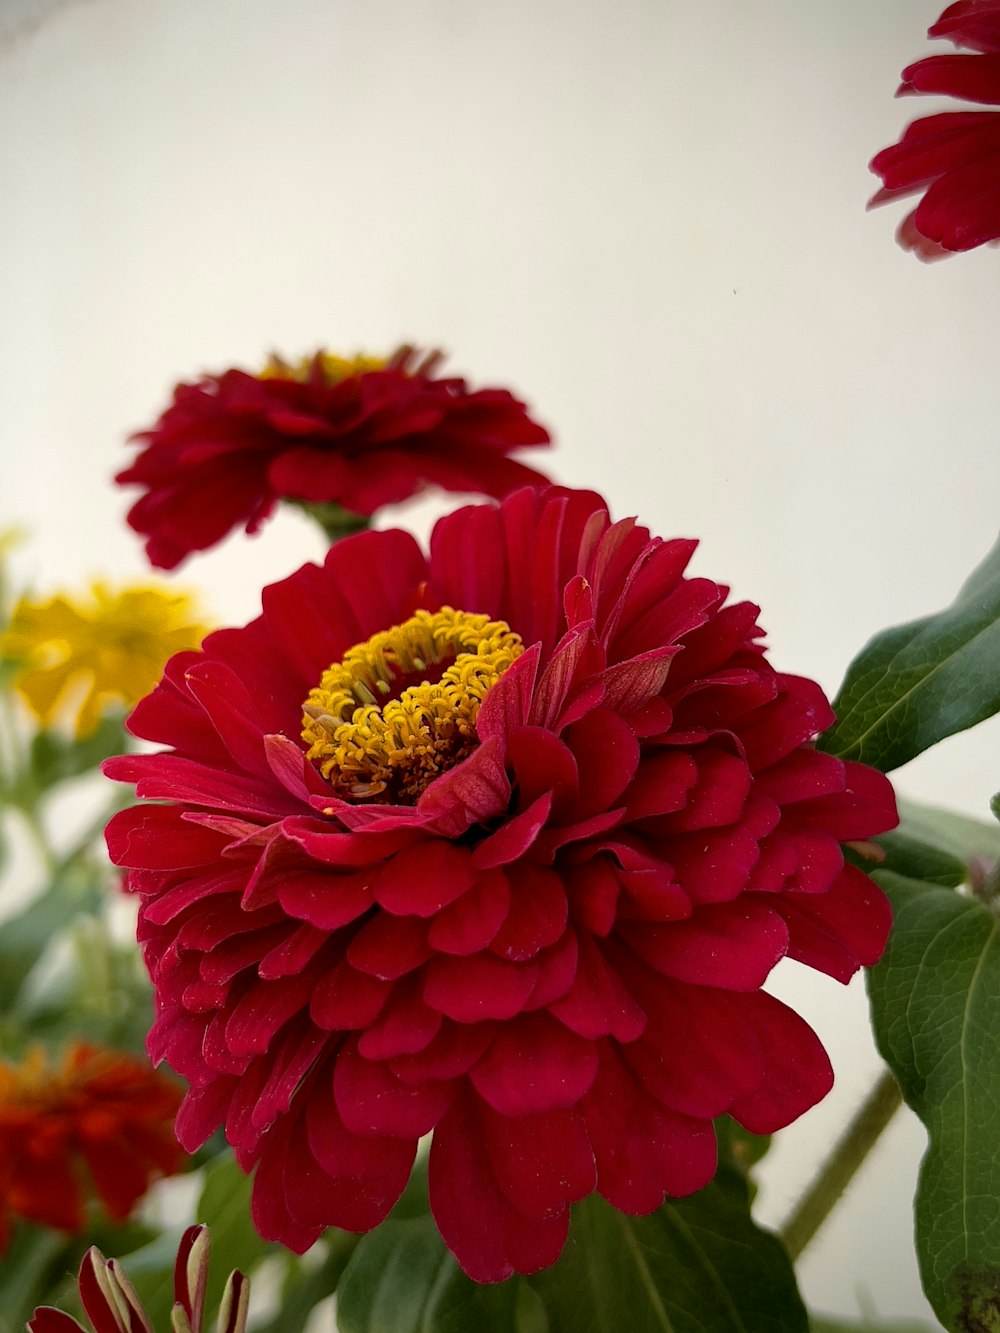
[426,869,511,955]
[728,994,834,1133]
[423,951,539,1021]
[104,485,895,1282]
[373,841,474,917]
[469,1012,598,1115]
[429,1090,570,1283]
[334,1041,455,1136]
[482,1102,596,1220]
[584,1045,718,1212]
[620,899,789,991]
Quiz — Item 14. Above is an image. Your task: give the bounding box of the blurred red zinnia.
[117,347,552,570]
[28,1224,250,1333]
[0,1043,183,1252]
[105,487,897,1283]
[870,0,1000,258]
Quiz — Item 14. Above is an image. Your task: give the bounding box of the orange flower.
[0,1043,184,1251]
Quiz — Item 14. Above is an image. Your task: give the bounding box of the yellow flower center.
[260,351,388,384]
[302,607,523,804]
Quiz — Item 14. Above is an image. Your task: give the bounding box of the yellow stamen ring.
[260,351,388,384]
[302,607,523,803]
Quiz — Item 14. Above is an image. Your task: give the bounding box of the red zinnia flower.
[870,0,1000,258]
[117,347,552,570]
[105,487,896,1283]
[28,1224,250,1333]
[0,1043,184,1252]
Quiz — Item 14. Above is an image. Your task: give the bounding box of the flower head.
[117,346,552,570]
[870,0,1000,258]
[3,582,207,737]
[0,1043,184,1252]
[105,487,896,1283]
[28,1224,250,1333]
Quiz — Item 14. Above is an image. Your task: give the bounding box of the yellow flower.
[3,581,207,737]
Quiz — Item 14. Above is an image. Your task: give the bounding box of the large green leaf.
[338,1169,804,1333]
[867,870,1000,1331]
[530,1171,807,1333]
[820,533,1000,771]
[336,1216,530,1333]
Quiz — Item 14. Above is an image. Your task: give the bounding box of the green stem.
[780,1068,903,1263]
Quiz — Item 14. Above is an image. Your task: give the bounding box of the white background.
[2,0,998,1322]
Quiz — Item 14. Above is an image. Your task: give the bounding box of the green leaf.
[194,1154,275,1320]
[820,533,1000,771]
[251,1235,361,1333]
[0,878,102,1015]
[894,798,1000,868]
[336,1216,531,1333]
[874,829,968,890]
[22,714,127,796]
[867,870,1000,1331]
[715,1116,771,1204]
[530,1170,807,1333]
[110,1226,185,1329]
[0,1225,75,1333]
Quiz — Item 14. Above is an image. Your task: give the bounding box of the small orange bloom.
[0,1042,184,1251]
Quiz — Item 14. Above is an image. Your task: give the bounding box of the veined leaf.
[867,870,1000,1331]
[338,1170,804,1332]
[821,533,1000,771]
[336,1216,526,1333]
[893,798,1000,868]
[530,1171,807,1333]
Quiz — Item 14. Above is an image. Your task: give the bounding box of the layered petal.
[106,485,895,1283]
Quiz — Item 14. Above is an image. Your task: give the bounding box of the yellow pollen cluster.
[260,351,388,384]
[302,607,523,803]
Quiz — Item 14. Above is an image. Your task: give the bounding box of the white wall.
[3,0,997,1321]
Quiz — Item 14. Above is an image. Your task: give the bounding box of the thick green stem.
[780,1068,903,1262]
